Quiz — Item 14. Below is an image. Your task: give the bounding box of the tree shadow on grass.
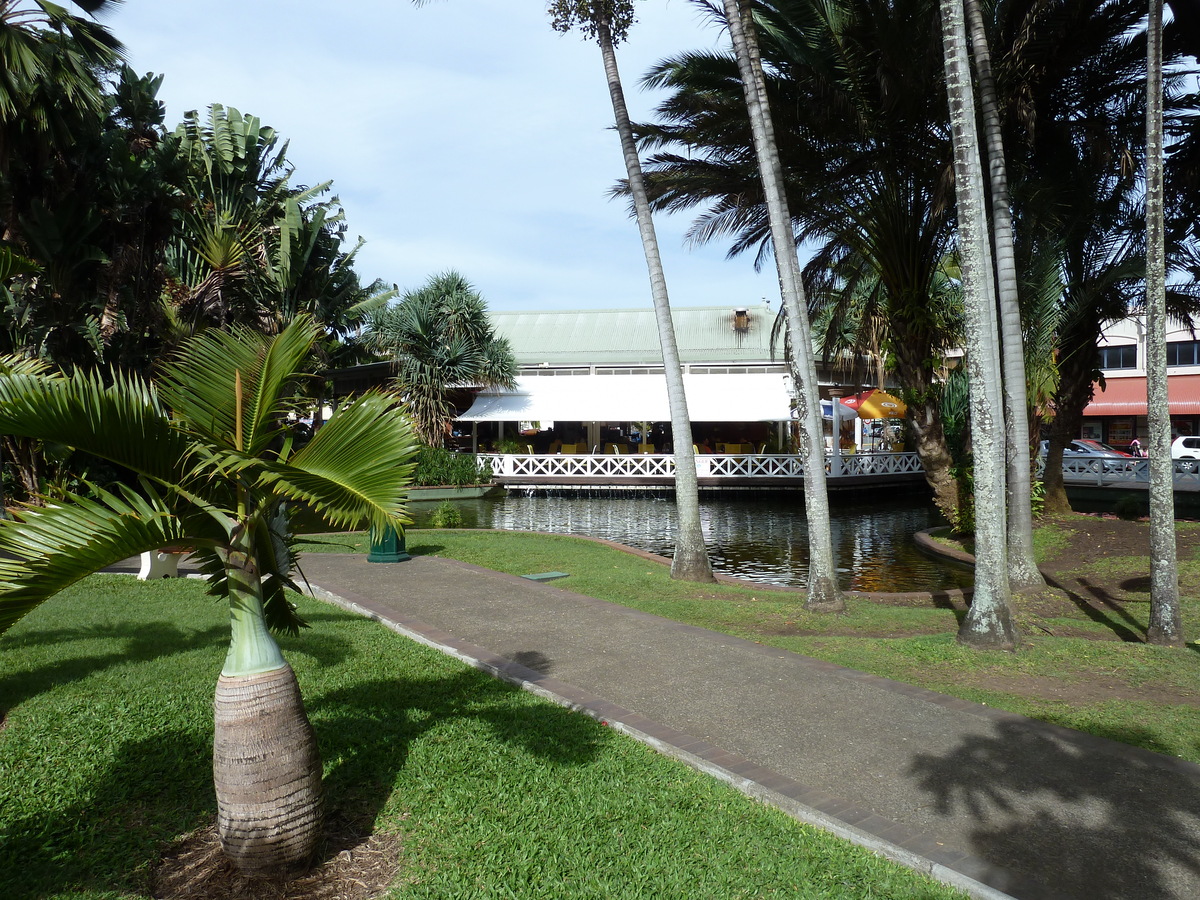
[909,718,1200,899]
[0,726,216,900]
[1043,573,1145,642]
[1,665,606,899]
[405,542,446,556]
[310,667,605,832]
[0,620,226,714]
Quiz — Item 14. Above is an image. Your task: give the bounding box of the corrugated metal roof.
[488,304,780,366]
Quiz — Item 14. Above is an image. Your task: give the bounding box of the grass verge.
[0,575,964,900]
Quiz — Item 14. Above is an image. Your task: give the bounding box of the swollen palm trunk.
[213,663,324,875]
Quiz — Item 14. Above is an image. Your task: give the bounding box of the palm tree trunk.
[721,0,843,611]
[213,532,324,874]
[938,0,1017,649]
[1144,0,1183,647]
[964,0,1044,592]
[593,16,714,582]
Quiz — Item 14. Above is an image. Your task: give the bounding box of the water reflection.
[412,492,972,593]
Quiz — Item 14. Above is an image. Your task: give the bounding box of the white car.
[1171,436,1200,472]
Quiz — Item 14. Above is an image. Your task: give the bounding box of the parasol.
[842,389,906,419]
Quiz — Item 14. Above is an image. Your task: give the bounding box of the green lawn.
[0,575,964,900]
[305,528,1200,765]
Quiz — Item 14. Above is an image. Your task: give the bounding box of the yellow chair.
[605,442,624,454]
[638,443,655,454]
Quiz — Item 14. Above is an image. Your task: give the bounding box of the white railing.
[482,451,924,481]
[1054,457,1200,489]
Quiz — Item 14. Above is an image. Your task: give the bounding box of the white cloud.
[111,0,772,310]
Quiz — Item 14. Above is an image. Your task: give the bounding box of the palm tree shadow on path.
[909,717,1200,899]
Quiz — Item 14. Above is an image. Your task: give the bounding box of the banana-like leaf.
[259,392,419,533]
[0,367,197,489]
[0,485,197,637]
[0,247,40,283]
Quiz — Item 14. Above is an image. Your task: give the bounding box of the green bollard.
[367,524,411,563]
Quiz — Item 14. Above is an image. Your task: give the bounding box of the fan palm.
[368,271,516,446]
[0,314,420,874]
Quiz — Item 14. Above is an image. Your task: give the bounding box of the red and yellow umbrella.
[842,389,906,419]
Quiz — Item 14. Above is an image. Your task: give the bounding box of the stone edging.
[912,526,977,567]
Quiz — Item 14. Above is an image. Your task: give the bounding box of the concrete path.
[283,552,1200,900]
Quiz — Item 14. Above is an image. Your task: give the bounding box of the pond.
[410,491,973,593]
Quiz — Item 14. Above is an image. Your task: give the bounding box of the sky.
[106,0,777,313]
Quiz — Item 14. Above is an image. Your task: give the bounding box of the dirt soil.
[952,512,1200,635]
[151,812,405,900]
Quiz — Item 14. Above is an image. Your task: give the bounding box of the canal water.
[411,492,973,593]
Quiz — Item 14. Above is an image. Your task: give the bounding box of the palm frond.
[0,367,195,487]
[158,316,319,454]
[260,392,419,532]
[0,484,194,636]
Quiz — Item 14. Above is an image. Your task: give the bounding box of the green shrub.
[412,448,493,486]
[429,500,465,528]
[1030,476,1046,520]
[1114,493,1145,520]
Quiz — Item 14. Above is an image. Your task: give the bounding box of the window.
[1098,344,1137,369]
[1167,341,1200,367]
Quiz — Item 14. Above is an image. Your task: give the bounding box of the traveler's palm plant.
[0,315,419,874]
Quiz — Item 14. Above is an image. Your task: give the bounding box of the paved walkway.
[279,552,1200,899]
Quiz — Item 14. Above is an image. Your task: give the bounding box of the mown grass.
[305,527,1200,765]
[0,575,964,900]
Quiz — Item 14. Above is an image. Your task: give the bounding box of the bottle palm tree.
[548,0,714,583]
[719,0,844,610]
[0,314,421,874]
[938,0,1018,648]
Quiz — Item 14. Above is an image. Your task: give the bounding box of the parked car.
[1039,439,1134,473]
[1171,436,1200,472]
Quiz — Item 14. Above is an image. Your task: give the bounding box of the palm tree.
[0,315,421,874]
[719,0,844,611]
[963,0,1044,592]
[938,0,1018,648]
[632,0,965,525]
[368,271,517,447]
[0,1,123,232]
[1143,0,1183,647]
[997,0,1198,513]
[548,0,714,583]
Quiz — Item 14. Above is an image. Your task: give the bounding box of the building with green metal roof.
[488,303,781,367]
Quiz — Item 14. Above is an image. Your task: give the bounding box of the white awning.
[458,373,794,423]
